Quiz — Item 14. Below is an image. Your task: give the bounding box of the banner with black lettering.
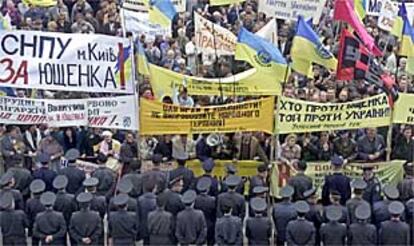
[0,30,135,94]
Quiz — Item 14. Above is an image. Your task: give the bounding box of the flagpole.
[211,22,224,104]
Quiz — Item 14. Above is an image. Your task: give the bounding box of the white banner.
[377,0,398,31]
[194,13,278,56]
[122,0,185,12]
[0,30,134,94]
[122,8,170,42]
[0,96,137,130]
[365,0,384,16]
[258,0,326,24]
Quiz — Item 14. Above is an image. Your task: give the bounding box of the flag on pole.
[136,41,150,76]
[390,1,407,39]
[147,0,177,28]
[399,15,414,57]
[353,0,367,22]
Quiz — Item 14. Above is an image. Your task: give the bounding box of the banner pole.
[386,103,394,162]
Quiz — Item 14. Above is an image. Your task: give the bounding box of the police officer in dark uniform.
[379,201,410,245]
[109,178,137,212]
[323,190,349,224]
[176,190,207,245]
[0,192,28,245]
[108,193,137,246]
[272,185,297,246]
[163,176,185,218]
[69,192,103,245]
[122,159,143,198]
[33,153,57,192]
[148,192,175,245]
[58,149,86,195]
[0,171,25,210]
[214,197,243,246]
[194,177,216,246]
[346,178,370,224]
[320,206,347,245]
[82,177,107,219]
[362,166,381,205]
[33,192,67,246]
[348,204,377,245]
[26,179,46,246]
[220,164,244,194]
[8,162,32,201]
[193,158,219,197]
[169,158,194,193]
[322,155,351,206]
[137,181,157,244]
[246,197,272,245]
[288,160,313,202]
[303,188,323,245]
[286,201,316,246]
[248,186,269,217]
[373,185,400,228]
[91,153,116,200]
[405,198,414,244]
[249,163,268,198]
[397,162,414,202]
[216,175,245,219]
[53,175,78,225]
[141,154,167,194]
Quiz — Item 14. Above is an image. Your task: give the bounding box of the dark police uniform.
[248,186,269,217]
[215,214,243,246]
[372,185,400,228]
[287,161,313,202]
[286,201,316,246]
[83,177,107,220]
[108,179,137,213]
[248,164,268,198]
[272,185,297,245]
[303,188,323,245]
[176,190,207,245]
[379,201,410,245]
[321,156,351,206]
[163,188,185,218]
[69,192,103,246]
[0,192,28,246]
[148,207,175,245]
[58,149,85,195]
[216,175,245,219]
[52,175,78,225]
[320,206,347,245]
[122,170,143,198]
[362,166,381,205]
[193,159,219,197]
[219,164,244,194]
[346,179,371,224]
[246,198,271,245]
[169,163,195,193]
[0,171,25,210]
[348,204,377,246]
[108,194,137,246]
[91,164,116,199]
[8,166,32,200]
[26,179,46,245]
[33,192,67,246]
[397,162,414,202]
[194,177,216,245]
[323,204,349,224]
[137,191,157,244]
[32,153,57,192]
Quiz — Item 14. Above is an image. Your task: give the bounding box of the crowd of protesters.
[0,0,413,245]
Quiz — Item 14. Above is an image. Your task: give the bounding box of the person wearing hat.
[397,161,414,202]
[137,180,157,244]
[69,192,103,245]
[321,155,351,206]
[373,185,400,228]
[323,190,349,224]
[249,163,269,198]
[33,153,58,192]
[248,186,269,217]
[121,159,143,198]
[91,153,117,200]
[109,178,137,213]
[37,130,64,172]
[194,177,216,245]
[98,130,121,161]
[362,165,381,205]
[272,185,297,245]
[52,175,78,225]
[169,157,195,193]
[246,197,272,245]
[379,201,410,245]
[333,130,358,164]
[58,148,86,195]
[320,206,347,245]
[33,192,67,245]
[83,177,107,220]
[287,160,313,202]
[8,159,32,201]
[193,158,219,197]
[141,154,167,194]
[26,179,46,245]
[163,176,185,219]
[0,171,25,211]
[348,204,377,245]
[405,198,414,244]
[215,198,243,246]
[148,192,175,245]
[217,175,245,219]
[220,163,244,194]
[175,190,207,245]
[0,192,29,245]
[286,201,316,246]
[346,178,371,224]
[0,125,26,171]
[303,188,323,245]
[108,194,137,246]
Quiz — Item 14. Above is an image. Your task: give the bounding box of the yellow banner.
[276,94,391,134]
[271,160,405,197]
[393,93,414,125]
[23,0,57,7]
[140,97,275,135]
[149,64,282,98]
[210,0,245,6]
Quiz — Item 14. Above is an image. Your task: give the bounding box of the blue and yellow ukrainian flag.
[391,2,407,39]
[136,41,150,76]
[399,15,414,57]
[354,0,366,22]
[235,27,288,82]
[291,16,337,76]
[145,0,177,28]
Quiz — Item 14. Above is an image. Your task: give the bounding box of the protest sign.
[122,9,170,41]
[210,0,245,6]
[22,0,56,7]
[46,100,88,127]
[368,0,414,22]
[0,97,46,125]
[276,94,391,134]
[149,64,283,97]
[258,0,326,24]
[122,0,185,12]
[377,0,399,31]
[366,0,384,16]
[393,93,414,125]
[0,30,134,94]
[140,97,274,135]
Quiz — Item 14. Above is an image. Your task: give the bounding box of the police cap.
[253,186,269,195]
[181,190,197,205]
[40,192,56,206]
[113,193,129,206]
[196,177,211,192]
[326,206,342,222]
[388,201,405,215]
[225,163,237,174]
[355,203,371,220]
[37,153,51,164]
[383,185,399,200]
[303,187,317,199]
[64,148,80,161]
[0,172,14,187]
[202,158,215,172]
[30,179,46,194]
[279,185,294,198]
[250,197,267,212]
[331,155,344,167]
[0,192,13,209]
[351,179,367,190]
[83,177,99,187]
[76,192,93,203]
[117,179,133,194]
[224,175,241,187]
[294,200,310,214]
[53,175,68,190]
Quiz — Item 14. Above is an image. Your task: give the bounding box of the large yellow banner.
[393,93,414,125]
[23,0,56,7]
[140,97,275,135]
[149,64,282,98]
[210,0,245,6]
[275,94,391,134]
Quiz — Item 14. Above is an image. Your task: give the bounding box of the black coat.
[163,189,185,218]
[53,191,78,225]
[215,214,243,246]
[176,207,207,245]
[148,208,175,245]
[322,173,351,206]
[216,191,245,220]
[91,167,116,199]
[348,222,377,246]
[108,210,137,244]
[169,166,194,193]
[0,209,28,245]
[137,192,157,241]
[194,194,216,244]
[379,220,410,245]
[246,216,272,245]
[59,166,85,195]
[33,209,67,245]
[69,209,103,245]
[272,201,297,242]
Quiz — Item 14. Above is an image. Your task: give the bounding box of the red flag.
[334,0,383,56]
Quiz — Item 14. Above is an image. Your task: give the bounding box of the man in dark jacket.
[0,172,25,211]
[392,126,413,162]
[322,155,351,206]
[169,159,194,193]
[32,153,57,192]
[286,201,316,246]
[215,198,243,245]
[141,154,167,194]
[52,175,78,225]
[379,201,410,245]
[0,192,29,245]
[137,181,157,244]
[246,198,272,245]
[348,204,377,245]
[122,159,143,198]
[108,194,137,245]
[357,128,386,162]
[148,192,175,245]
[272,185,297,245]
[397,162,414,202]
[119,133,139,175]
[26,179,46,245]
[8,162,32,201]
[287,160,313,202]
[216,175,245,219]
[91,154,116,200]
[193,158,219,197]
[194,177,216,245]
[58,149,85,195]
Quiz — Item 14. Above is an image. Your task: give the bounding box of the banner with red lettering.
[0,30,135,94]
[0,96,137,130]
